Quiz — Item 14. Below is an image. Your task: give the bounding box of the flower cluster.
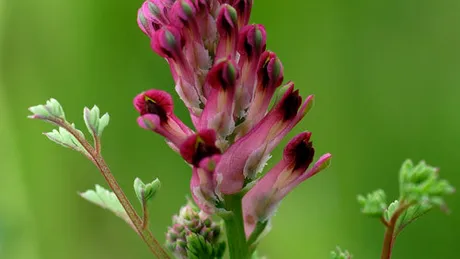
[135,0,331,237]
[166,203,225,258]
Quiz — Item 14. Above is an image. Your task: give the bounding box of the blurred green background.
[1,0,459,258]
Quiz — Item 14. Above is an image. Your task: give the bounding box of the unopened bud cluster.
[166,204,224,259]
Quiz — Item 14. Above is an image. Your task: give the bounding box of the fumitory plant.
[28,0,454,258]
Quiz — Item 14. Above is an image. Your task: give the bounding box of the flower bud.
[151,26,184,61]
[170,0,197,27]
[137,0,174,37]
[199,59,239,136]
[232,0,253,27]
[216,4,239,59]
[257,51,284,91]
[238,24,266,62]
[166,202,225,259]
[235,52,284,136]
[207,58,239,91]
[233,24,267,116]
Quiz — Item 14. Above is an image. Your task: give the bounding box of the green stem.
[57,119,170,259]
[223,195,250,259]
[247,220,268,253]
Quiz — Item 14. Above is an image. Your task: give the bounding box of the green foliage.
[383,200,399,222]
[330,247,352,259]
[44,125,87,153]
[29,99,91,156]
[83,105,110,137]
[28,98,66,120]
[134,178,161,205]
[79,185,131,226]
[357,189,387,217]
[399,159,454,206]
[395,203,432,234]
[355,159,454,258]
[360,160,454,226]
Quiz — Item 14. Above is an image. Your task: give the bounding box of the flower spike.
[134,1,332,247]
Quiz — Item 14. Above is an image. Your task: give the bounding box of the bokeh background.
[1,0,459,258]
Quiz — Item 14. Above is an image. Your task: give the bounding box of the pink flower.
[198,58,239,137]
[134,0,331,214]
[134,89,193,149]
[179,130,223,214]
[215,83,314,194]
[242,133,332,236]
[215,4,239,60]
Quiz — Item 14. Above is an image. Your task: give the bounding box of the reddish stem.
[380,202,412,259]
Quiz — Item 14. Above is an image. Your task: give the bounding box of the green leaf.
[357,189,387,217]
[384,200,399,222]
[28,98,66,120]
[330,246,352,259]
[399,160,454,209]
[134,178,161,205]
[83,105,110,137]
[80,185,132,227]
[44,125,87,154]
[395,203,432,235]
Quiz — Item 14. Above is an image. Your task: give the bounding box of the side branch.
[56,118,170,259]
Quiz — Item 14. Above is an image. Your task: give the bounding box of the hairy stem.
[57,119,170,259]
[381,201,412,259]
[142,200,150,230]
[223,194,250,259]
